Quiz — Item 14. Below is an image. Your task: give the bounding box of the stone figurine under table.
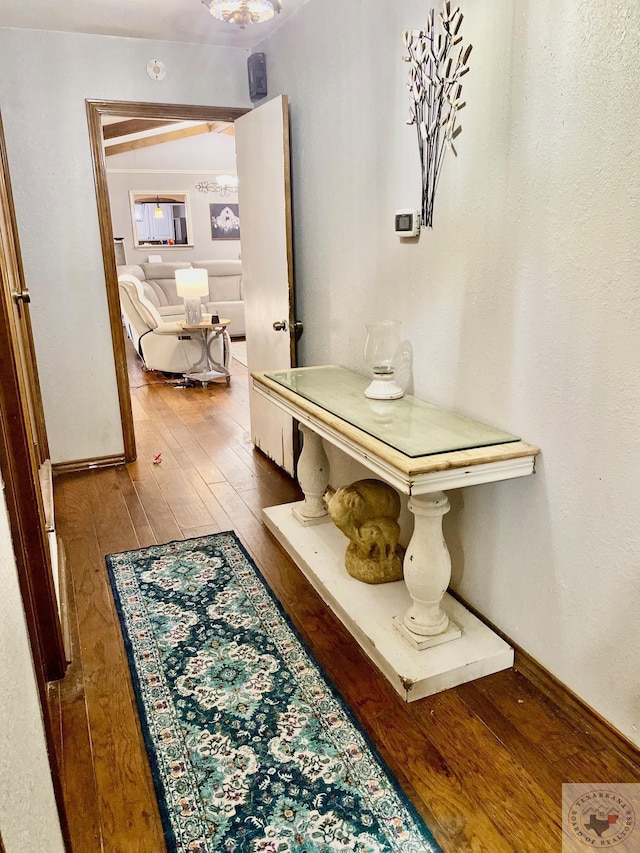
[325,479,405,584]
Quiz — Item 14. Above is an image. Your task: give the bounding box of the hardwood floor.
[49,346,640,853]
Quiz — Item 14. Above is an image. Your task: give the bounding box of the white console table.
[252,366,540,701]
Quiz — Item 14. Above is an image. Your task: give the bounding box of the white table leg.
[204,329,231,384]
[185,329,207,376]
[402,491,453,637]
[222,329,231,371]
[292,425,330,526]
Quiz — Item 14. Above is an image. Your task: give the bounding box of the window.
[129,191,193,248]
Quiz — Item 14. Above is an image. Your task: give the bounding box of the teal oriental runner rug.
[106,532,441,852]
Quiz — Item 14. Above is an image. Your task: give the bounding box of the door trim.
[86,100,250,463]
[0,113,71,848]
[0,114,66,681]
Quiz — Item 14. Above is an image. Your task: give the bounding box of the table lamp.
[175,268,208,325]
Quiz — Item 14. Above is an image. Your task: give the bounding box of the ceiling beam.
[102,118,179,140]
[104,122,222,157]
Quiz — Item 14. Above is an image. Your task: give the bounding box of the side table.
[179,317,231,387]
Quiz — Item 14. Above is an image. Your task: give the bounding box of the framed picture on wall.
[210,203,241,240]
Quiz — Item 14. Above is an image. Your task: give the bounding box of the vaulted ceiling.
[102,118,234,157]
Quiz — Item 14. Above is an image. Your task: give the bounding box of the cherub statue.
[325,479,405,584]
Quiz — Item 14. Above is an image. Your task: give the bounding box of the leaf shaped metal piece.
[403,0,471,227]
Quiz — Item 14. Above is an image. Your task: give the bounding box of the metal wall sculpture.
[404,1,472,228]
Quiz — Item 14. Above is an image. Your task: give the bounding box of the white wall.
[0,483,64,851]
[0,28,250,463]
[107,130,241,264]
[1,2,639,750]
[258,0,640,746]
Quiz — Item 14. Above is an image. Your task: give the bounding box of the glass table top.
[264,366,520,458]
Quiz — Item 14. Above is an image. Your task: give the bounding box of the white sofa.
[117,260,245,338]
[118,274,225,375]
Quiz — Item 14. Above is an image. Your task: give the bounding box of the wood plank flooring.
[50,344,640,853]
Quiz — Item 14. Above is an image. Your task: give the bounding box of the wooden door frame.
[0,113,70,847]
[0,114,66,681]
[86,100,250,463]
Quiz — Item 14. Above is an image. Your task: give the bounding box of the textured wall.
[0,28,249,463]
[258,0,640,745]
[107,130,241,264]
[0,486,64,850]
[1,2,639,748]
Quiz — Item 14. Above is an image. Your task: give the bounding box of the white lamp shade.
[175,268,209,298]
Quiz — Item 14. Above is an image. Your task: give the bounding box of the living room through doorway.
[87,99,250,464]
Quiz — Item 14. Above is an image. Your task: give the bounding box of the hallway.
[48,352,640,852]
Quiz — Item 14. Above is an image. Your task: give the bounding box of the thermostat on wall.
[395,209,421,237]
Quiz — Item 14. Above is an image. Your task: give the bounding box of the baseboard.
[448,589,640,766]
[52,453,126,475]
[512,651,640,766]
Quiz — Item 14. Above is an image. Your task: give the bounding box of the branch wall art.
[404,1,472,228]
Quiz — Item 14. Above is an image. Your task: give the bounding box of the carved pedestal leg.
[292,425,330,526]
[402,491,460,644]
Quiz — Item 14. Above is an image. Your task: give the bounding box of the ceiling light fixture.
[154,197,165,219]
[202,0,282,29]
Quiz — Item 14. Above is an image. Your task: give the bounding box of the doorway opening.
[86,100,250,463]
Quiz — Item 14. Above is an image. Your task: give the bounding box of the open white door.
[235,95,297,476]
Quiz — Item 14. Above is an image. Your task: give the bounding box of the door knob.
[292,321,304,341]
[273,320,287,331]
[12,289,30,304]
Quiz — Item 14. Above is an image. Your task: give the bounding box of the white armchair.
[118,273,224,374]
